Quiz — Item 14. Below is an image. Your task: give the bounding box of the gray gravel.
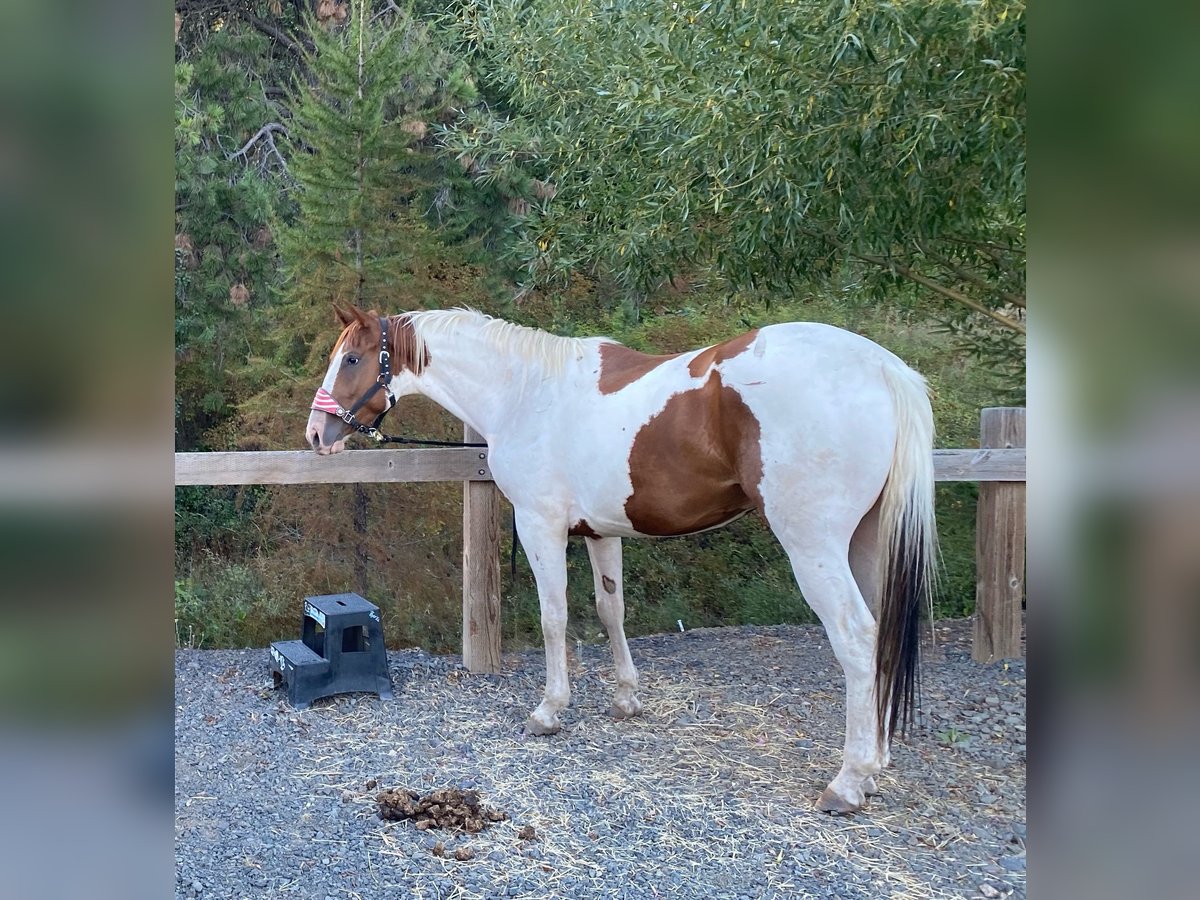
[176,618,1025,899]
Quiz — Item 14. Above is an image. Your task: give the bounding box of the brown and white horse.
[306,305,936,813]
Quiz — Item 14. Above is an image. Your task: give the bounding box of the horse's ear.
[332,303,356,327]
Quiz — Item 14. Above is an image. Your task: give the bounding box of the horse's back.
[725,321,906,377]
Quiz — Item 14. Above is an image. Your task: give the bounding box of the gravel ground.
[176,618,1025,899]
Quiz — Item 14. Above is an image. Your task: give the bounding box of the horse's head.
[305,305,424,455]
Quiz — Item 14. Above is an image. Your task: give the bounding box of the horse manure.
[518,824,537,841]
[376,787,509,833]
[454,847,475,862]
[432,841,445,858]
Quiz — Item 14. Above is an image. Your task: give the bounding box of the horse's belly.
[568,497,753,539]
[625,482,755,536]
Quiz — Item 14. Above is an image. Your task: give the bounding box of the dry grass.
[268,626,1022,899]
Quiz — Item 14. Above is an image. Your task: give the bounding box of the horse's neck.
[414,322,547,440]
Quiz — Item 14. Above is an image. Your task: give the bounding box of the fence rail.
[175,447,494,485]
[175,408,1026,667]
[175,446,1025,486]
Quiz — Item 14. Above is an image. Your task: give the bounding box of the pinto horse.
[306,304,936,813]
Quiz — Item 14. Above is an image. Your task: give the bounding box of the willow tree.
[444,0,1025,382]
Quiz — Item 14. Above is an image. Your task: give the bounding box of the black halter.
[335,317,486,448]
[326,316,396,441]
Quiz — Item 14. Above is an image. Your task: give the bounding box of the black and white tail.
[875,360,938,743]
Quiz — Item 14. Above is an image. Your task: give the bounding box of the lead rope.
[374,434,487,447]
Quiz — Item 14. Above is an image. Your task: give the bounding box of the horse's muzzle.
[306,410,349,455]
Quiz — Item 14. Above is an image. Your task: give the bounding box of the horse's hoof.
[524,715,561,737]
[862,776,880,796]
[816,786,864,815]
[614,700,643,724]
[609,700,642,721]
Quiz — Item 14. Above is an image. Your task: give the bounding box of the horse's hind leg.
[515,510,571,736]
[772,518,884,813]
[849,497,883,619]
[848,497,888,790]
[585,536,642,719]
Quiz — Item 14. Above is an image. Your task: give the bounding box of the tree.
[263,2,479,597]
[443,0,1025,382]
[276,1,476,351]
[175,23,290,450]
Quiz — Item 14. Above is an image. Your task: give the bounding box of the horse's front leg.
[515,511,571,736]
[584,536,642,719]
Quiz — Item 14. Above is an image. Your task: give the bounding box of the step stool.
[269,593,393,709]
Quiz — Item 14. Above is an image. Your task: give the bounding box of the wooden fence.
[176,408,1026,669]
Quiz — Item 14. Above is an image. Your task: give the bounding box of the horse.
[305,304,936,813]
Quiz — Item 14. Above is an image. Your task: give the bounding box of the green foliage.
[174,3,1020,651]
[175,24,291,450]
[443,0,1024,385]
[175,565,259,650]
[175,485,268,561]
[938,725,970,747]
[276,3,478,343]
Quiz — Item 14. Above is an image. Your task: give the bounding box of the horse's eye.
[345,354,359,366]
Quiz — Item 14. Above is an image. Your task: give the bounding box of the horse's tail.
[874,359,938,744]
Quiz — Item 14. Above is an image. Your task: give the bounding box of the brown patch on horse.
[598,343,682,394]
[329,321,384,420]
[686,329,759,378]
[624,371,764,536]
[391,314,431,373]
[329,322,355,363]
[602,575,616,594]
[323,310,429,427]
[568,519,601,538]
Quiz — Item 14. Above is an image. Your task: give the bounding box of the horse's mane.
[404,308,602,374]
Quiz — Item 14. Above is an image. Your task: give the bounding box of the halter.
[310,316,487,448]
[311,316,397,442]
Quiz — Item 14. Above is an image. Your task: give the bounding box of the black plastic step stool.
[269,593,393,708]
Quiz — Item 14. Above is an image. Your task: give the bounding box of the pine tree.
[265,3,480,598]
[277,1,476,361]
[175,24,288,451]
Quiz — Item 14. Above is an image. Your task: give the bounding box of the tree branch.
[227,122,290,161]
[880,258,1026,334]
[803,228,1027,335]
[373,1,405,23]
[239,9,313,56]
[945,235,1025,258]
[226,123,294,184]
[916,241,1026,309]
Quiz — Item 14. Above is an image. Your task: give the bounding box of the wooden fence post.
[462,425,501,673]
[973,407,1027,662]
